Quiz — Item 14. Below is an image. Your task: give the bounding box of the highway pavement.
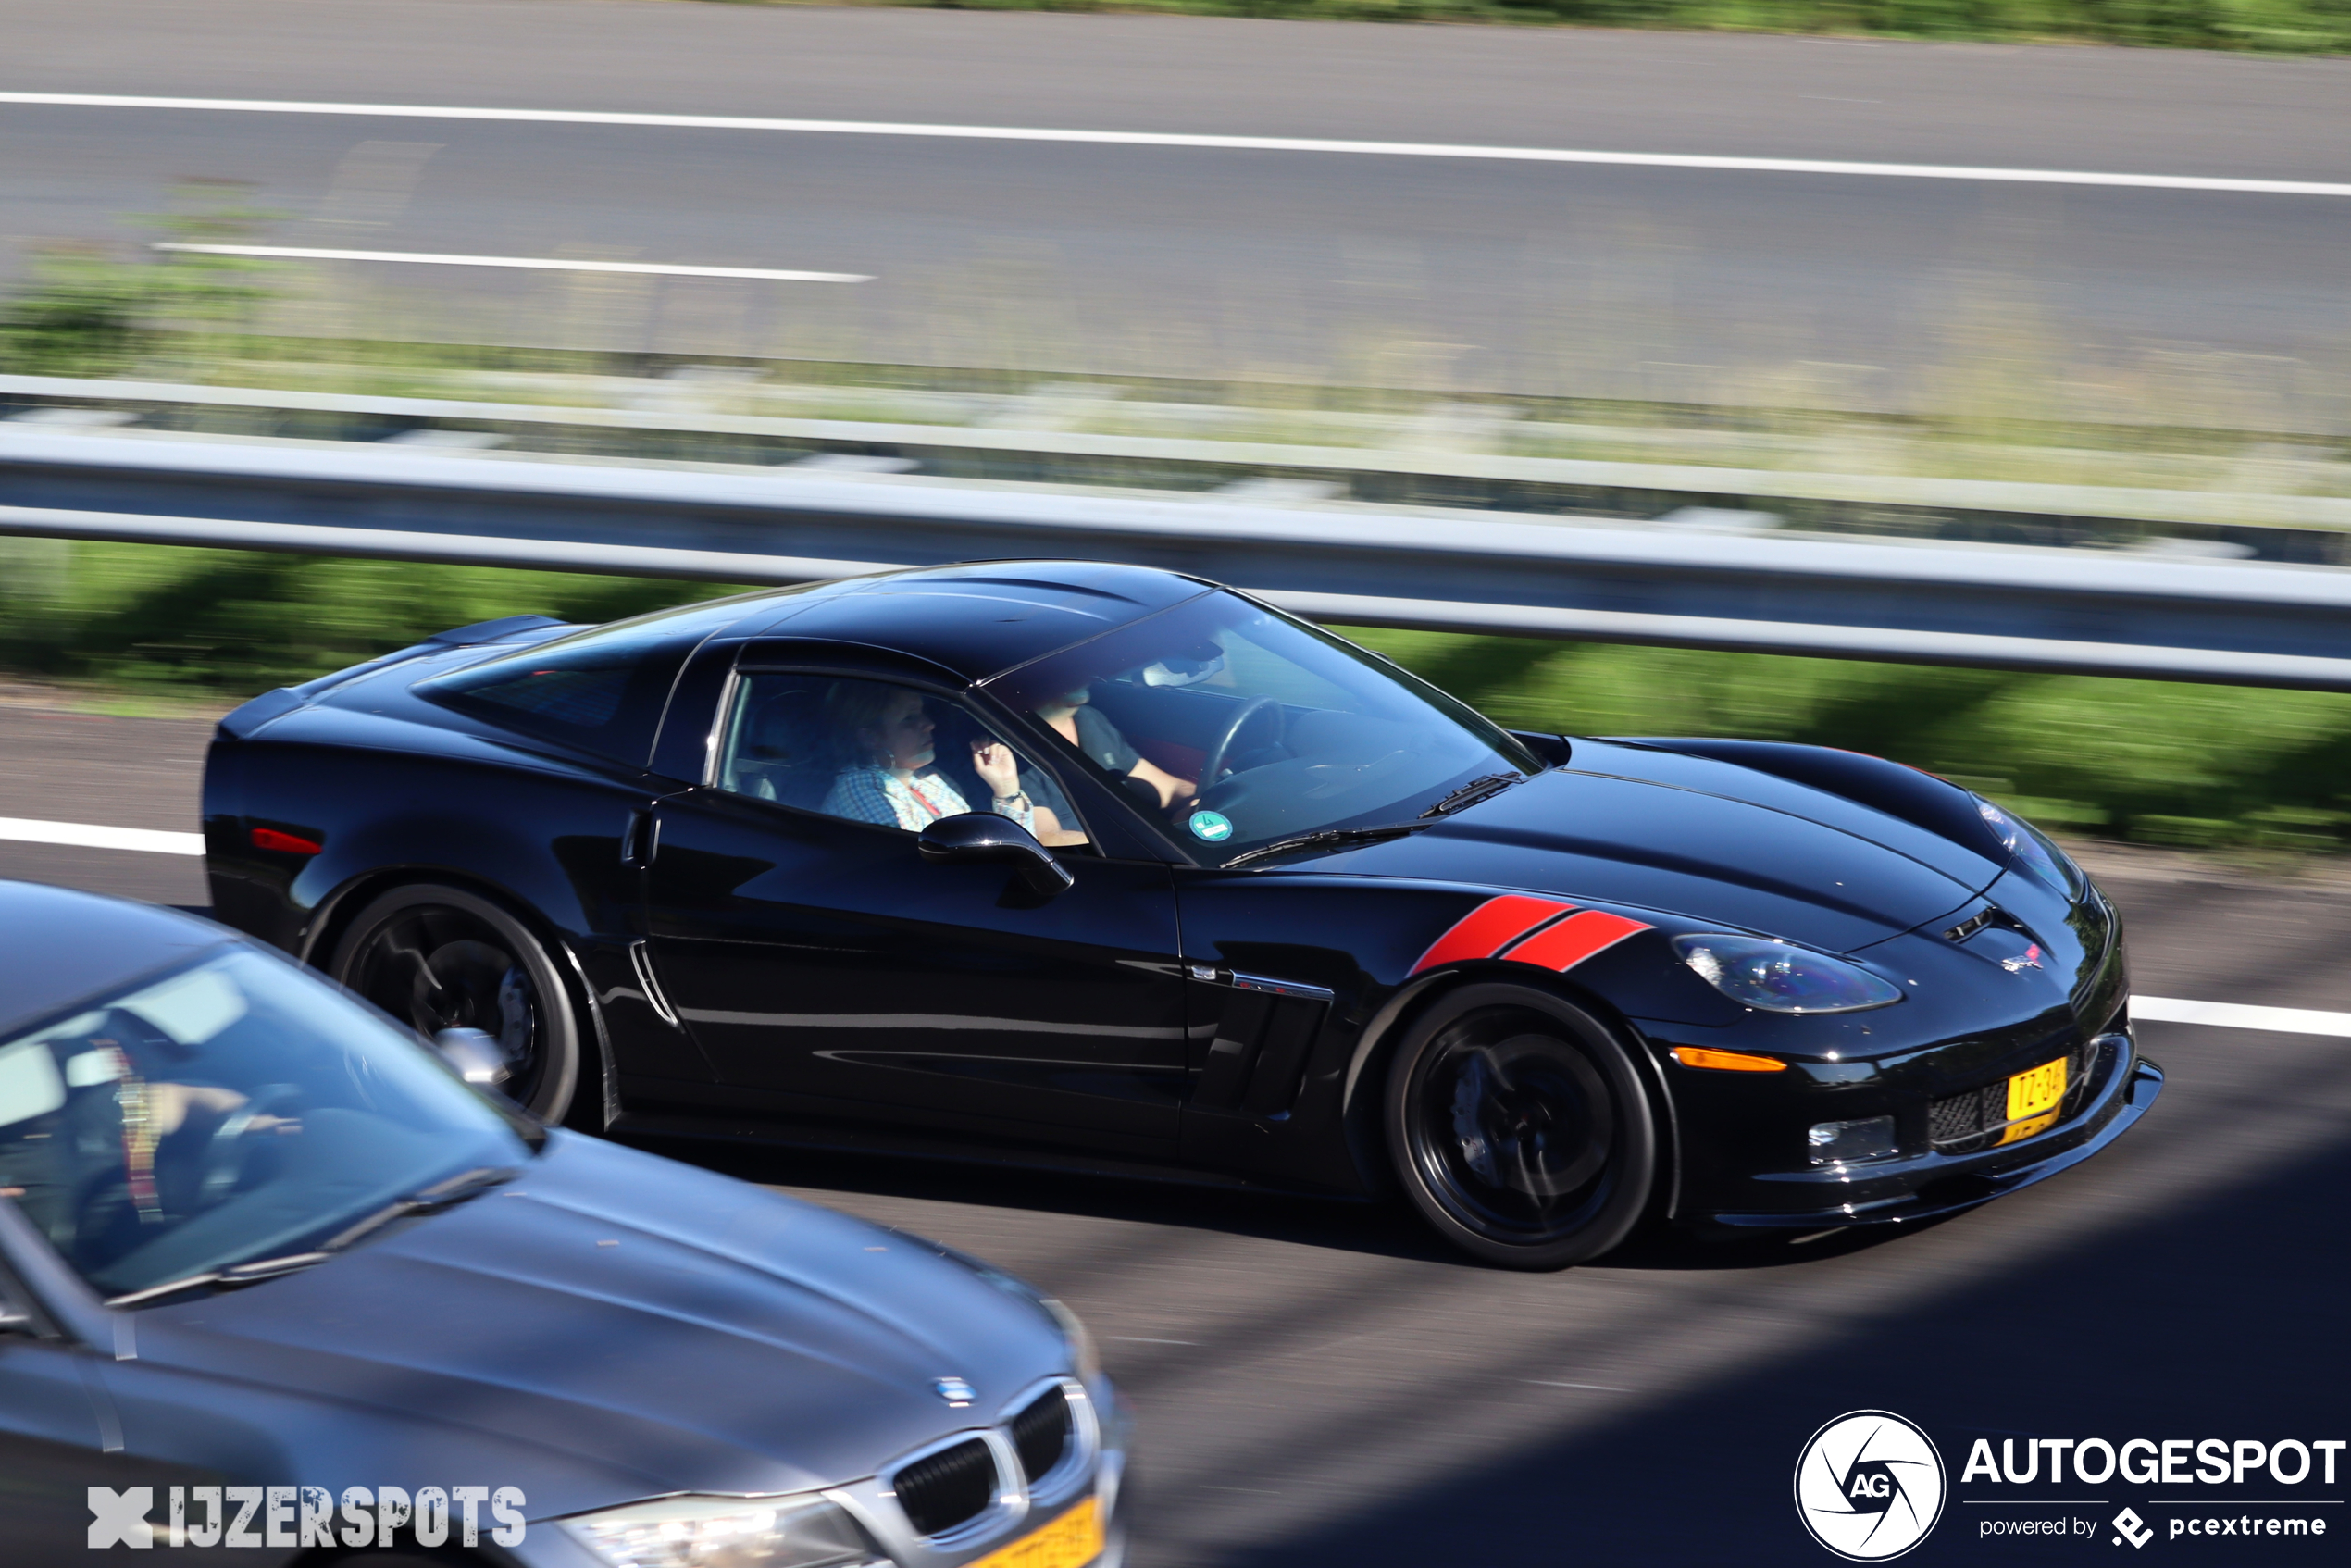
[5,2,2349,414]
[2,698,2345,1563]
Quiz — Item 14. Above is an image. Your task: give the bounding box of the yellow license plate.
[2000,1056,2069,1145]
[966,1497,1104,1568]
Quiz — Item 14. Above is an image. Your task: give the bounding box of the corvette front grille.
[1929,1036,2102,1155]
[892,1438,999,1537]
[1010,1386,1073,1486]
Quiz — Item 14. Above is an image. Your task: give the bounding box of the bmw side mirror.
[918,813,1075,899]
[432,1027,512,1089]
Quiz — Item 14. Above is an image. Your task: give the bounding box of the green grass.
[717,0,2351,53]
[1342,625,2351,851]
[2,538,2343,852]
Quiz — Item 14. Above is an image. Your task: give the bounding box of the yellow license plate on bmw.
[2000,1057,2068,1145]
[967,1497,1104,1568]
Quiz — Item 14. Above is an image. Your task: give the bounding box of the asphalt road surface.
[6,2,2350,414]
[2,699,2345,1563]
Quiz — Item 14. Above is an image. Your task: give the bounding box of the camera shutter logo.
[1794,1411,1947,1561]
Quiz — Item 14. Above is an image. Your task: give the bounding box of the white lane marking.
[6,92,2348,199]
[2131,994,2351,1038]
[1110,1336,1201,1346]
[0,816,204,855]
[152,243,870,283]
[1527,1380,1633,1391]
[4,804,2351,1036]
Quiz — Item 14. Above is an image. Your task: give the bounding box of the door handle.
[619,808,659,870]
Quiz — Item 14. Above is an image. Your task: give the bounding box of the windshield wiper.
[1224,820,1429,868]
[106,1251,333,1308]
[319,1165,519,1254]
[1422,772,1524,818]
[105,1166,518,1310]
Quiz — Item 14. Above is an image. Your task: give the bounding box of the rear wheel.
[330,883,581,1123]
[1386,983,1657,1270]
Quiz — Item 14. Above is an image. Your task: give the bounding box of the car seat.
[727,685,835,810]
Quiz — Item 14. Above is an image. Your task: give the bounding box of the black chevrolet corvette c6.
[200,561,2159,1268]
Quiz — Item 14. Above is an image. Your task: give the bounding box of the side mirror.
[918,813,1075,899]
[432,1027,512,1089]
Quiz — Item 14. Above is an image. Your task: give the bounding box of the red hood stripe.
[1501,909,1652,972]
[1411,894,1574,975]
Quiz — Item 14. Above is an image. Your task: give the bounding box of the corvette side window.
[717,673,1088,848]
[419,614,704,766]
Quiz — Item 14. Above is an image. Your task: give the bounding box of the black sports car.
[200,561,2160,1268]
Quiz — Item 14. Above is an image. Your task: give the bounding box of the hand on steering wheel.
[196,1083,306,1210]
[1197,697,1282,796]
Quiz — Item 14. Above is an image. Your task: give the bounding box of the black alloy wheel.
[330,883,581,1124]
[1387,984,1657,1269]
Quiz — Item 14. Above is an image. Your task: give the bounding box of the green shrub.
[1342,627,2351,852]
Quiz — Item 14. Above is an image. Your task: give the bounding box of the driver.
[1032,686,1195,812]
[15,1015,298,1264]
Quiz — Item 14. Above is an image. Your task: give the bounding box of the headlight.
[1674,935,1903,1014]
[561,1494,879,1568]
[1975,798,2082,896]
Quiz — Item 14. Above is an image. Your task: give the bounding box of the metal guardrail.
[5,370,2348,552]
[5,425,2351,691]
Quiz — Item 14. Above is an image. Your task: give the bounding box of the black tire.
[1385,983,1657,1270]
[330,883,582,1124]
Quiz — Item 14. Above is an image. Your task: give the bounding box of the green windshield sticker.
[1188,811,1234,843]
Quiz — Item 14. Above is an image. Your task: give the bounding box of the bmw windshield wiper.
[104,1166,518,1310]
[1224,821,1429,868]
[318,1164,519,1254]
[1422,772,1524,818]
[106,1251,334,1308]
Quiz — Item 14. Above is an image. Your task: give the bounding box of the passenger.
[1033,686,1196,811]
[820,683,1051,835]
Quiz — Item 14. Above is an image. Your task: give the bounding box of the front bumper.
[503,1375,1128,1568]
[1699,1037,2164,1232]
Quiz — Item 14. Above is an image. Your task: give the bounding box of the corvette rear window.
[418,615,703,765]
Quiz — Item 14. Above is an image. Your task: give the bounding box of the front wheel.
[330,883,582,1124]
[1386,984,1657,1270]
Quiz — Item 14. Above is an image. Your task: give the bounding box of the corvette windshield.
[985,592,1537,863]
[0,945,529,1301]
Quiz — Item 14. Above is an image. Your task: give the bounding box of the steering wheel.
[1197,698,1283,797]
[196,1083,306,1210]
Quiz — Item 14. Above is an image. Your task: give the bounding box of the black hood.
[1312,741,2005,952]
[127,1134,1067,1518]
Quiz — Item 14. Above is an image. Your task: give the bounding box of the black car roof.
[0,882,230,1036]
[724,561,1213,683]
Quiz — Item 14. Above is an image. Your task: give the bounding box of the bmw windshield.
[983,591,1540,864]
[0,944,532,1302]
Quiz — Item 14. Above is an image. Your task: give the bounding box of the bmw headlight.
[561,1494,880,1568]
[1674,935,1904,1014]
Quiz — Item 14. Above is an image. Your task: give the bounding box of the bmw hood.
[1320,741,2005,952]
[126,1133,1070,1517]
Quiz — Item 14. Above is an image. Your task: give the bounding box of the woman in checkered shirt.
[819,682,1045,835]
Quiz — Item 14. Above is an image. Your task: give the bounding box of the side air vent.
[891,1438,1000,1537]
[1010,1386,1073,1486]
[1192,973,1333,1116]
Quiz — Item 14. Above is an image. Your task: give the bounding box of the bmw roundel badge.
[933,1376,977,1407]
[1188,811,1234,842]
